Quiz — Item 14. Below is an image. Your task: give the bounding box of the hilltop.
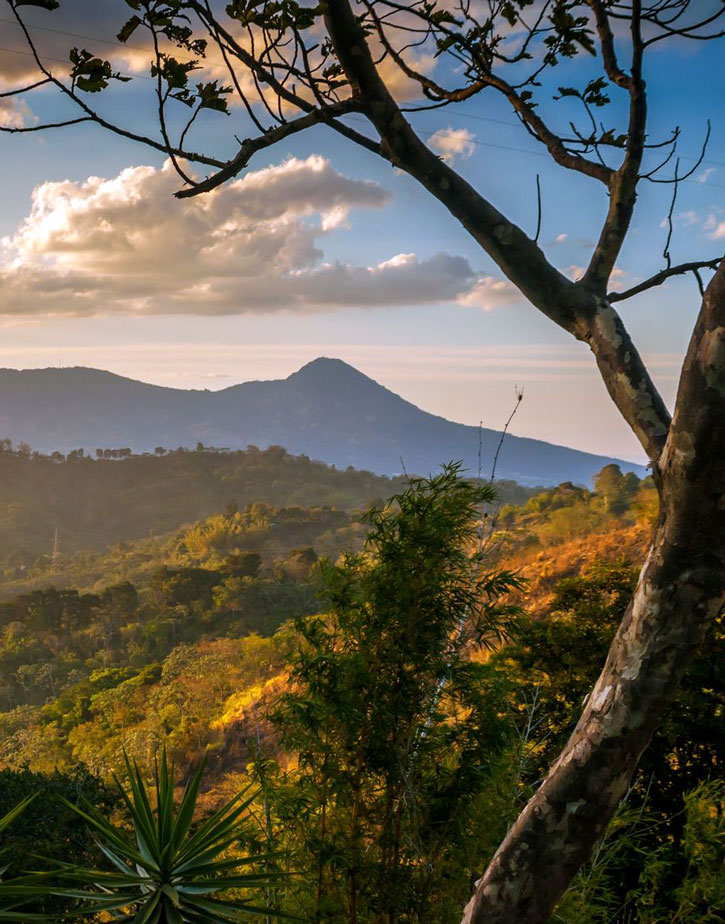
[0,358,645,486]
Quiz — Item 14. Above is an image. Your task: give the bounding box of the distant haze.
[0,358,645,486]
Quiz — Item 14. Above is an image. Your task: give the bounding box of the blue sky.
[0,3,722,461]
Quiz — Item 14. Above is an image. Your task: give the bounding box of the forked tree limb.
[2,3,722,919]
[320,2,724,921]
[608,259,721,302]
[461,255,725,924]
[322,0,671,464]
[582,1,647,292]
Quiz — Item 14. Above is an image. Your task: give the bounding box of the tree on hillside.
[593,463,638,514]
[3,1,724,920]
[267,465,522,922]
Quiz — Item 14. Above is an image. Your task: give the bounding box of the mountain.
[0,358,644,485]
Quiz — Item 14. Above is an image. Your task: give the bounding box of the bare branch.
[608,259,721,302]
[0,115,93,133]
[588,0,631,87]
[582,0,648,292]
[175,100,374,198]
[0,77,50,98]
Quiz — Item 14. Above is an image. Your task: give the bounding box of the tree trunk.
[461,262,725,923]
[318,4,724,916]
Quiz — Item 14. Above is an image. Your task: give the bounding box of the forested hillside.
[0,442,537,576]
[0,464,720,923]
[0,464,652,772]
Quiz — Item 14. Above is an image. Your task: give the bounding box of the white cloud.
[428,127,476,164]
[659,209,702,230]
[678,209,700,227]
[0,156,489,316]
[554,233,568,244]
[709,221,725,240]
[696,167,716,184]
[565,265,629,289]
[0,98,34,128]
[457,276,520,311]
[703,214,717,231]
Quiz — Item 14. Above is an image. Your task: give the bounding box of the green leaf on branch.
[69,48,130,93]
[151,54,199,91]
[196,80,233,114]
[117,15,142,43]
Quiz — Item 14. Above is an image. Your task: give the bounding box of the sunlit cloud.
[0,155,492,316]
[457,276,521,311]
[0,98,33,128]
[428,127,476,164]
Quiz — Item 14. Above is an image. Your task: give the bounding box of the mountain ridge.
[0,358,645,486]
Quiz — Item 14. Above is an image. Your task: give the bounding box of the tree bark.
[461,261,725,923]
[317,4,725,918]
[322,0,671,463]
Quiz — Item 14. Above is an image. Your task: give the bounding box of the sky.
[0,1,723,462]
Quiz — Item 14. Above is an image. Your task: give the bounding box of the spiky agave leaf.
[0,795,56,921]
[52,749,299,922]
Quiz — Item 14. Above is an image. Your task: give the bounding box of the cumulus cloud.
[456,276,520,311]
[428,127,476,164]
[0,98,34,128]
[700,213,725,238]
[0,155,491,316]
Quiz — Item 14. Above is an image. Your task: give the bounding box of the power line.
[0,15,151,55]
[2,14,723,170]
[1,23,723,185]
[0,42,154,80]
[349,115,725,189]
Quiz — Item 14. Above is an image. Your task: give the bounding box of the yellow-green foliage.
[497,467,658,550]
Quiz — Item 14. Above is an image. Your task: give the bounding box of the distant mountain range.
[0,358,645,486]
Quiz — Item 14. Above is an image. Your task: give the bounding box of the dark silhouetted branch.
[609,259,721,302]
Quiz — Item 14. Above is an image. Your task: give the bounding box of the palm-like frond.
[54,750,297,923]
[0,795,54,921]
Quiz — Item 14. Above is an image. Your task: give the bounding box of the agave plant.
[0,796,34,876]
[0,795,51,922]
[55,751,292,924]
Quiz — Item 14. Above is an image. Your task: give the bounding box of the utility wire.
[1,24,724,186]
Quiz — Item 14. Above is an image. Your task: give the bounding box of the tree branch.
[462,260,725,924]
[323,0,670,463]
[364,0,612,185]
[0,77,50,98]
[588,0,632,88]
[0,116,93,133]
[175,100,378,197]
[583,0,647,292]
[609,259,721,302]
